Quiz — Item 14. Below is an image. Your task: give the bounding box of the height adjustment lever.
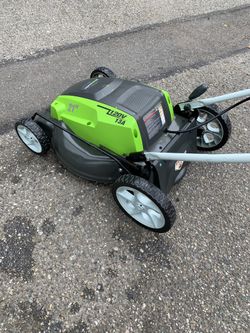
[188,84,208,100]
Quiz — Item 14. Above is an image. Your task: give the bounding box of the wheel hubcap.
[93,73,106,78]
[17,125,42,153]
[196,111,224,148]
[116,186,165,229]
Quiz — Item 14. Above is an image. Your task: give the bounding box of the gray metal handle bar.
[144,152,250,163]
[178,88,250,110]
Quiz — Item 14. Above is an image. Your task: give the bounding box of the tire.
[90,67,116,78]
[15,119,50,154]
[112,174,176,233]
[196,105,231,151]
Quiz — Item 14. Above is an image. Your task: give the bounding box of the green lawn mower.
[15,67,250,232]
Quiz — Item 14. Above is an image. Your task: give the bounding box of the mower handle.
[144,152,250,163]
[178,88,250,110]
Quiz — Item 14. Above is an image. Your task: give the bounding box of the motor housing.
[50,78,174,156]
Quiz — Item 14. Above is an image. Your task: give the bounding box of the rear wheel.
[112,175,176,232]
[15,119,50,154]
[196,105,231,151]
[90,67,116,78]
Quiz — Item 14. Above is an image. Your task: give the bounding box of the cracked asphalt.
[0,2,250,333]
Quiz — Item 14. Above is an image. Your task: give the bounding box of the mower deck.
[36,110,196,192]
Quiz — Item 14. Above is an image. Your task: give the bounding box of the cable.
[165,97,250,134]
[33,113,134,174]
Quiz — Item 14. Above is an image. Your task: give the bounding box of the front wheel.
[15,119,50,154]
[112,175,176,233]
[196,105,231,151]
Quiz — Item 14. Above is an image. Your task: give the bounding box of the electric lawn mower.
[15,67,250,232]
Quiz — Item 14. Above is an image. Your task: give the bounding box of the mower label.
[175,150,187,171]
[143,104,164,139]
[158,104,166,125]
[106,110,127,125]
[175,160,184,171]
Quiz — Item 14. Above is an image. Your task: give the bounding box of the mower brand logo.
[106,110,127,125]
[67,103,79,112]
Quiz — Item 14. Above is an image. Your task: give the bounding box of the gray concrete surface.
[0,6,249,135]
[0,53,249,333]
[0,1,249,62]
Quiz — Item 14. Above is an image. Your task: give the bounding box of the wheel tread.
[15,119,50,154]
[113,174,176,232]
[90,67,116,78]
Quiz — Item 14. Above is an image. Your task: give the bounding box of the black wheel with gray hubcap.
[90,67,116,78]
[196,105,231,151]
[15,119,50,154]
[112,174,176,232]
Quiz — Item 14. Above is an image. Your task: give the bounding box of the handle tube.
[144,152,250,163]
[179,89,250,110]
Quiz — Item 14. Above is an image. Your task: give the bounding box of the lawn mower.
[15,67,250,232]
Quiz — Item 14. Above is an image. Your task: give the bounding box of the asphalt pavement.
[1,0,249,62]
[0,3,250,333]
[0,5,249,134]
